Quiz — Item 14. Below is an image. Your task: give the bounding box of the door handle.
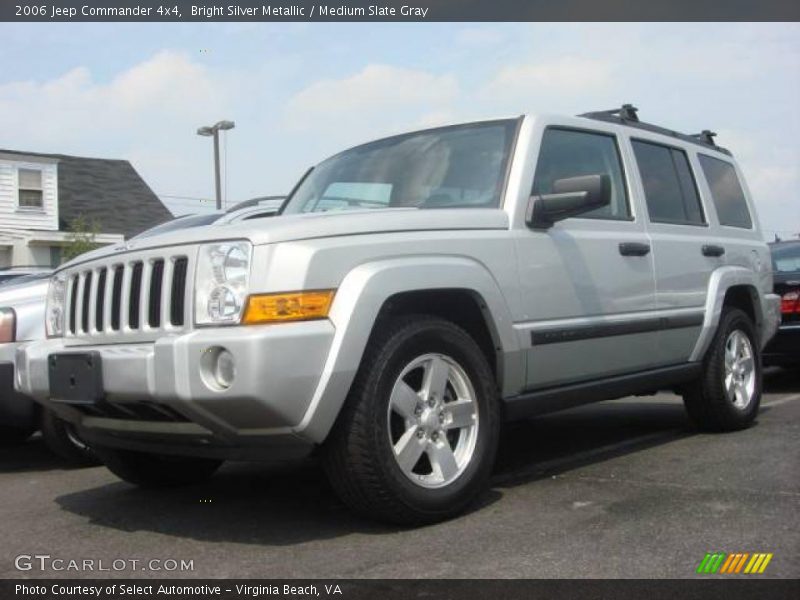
[702,244,725,257]
[619,242,651,257]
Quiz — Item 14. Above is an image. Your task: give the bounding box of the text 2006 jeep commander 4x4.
[16,106,780,524]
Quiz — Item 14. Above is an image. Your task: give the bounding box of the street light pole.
[197,120,235,211]
[212,130,222,211]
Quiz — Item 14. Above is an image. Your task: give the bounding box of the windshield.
[282,119,518,214]
[772,243,800,273]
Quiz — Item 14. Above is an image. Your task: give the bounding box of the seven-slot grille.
[65,255,190,339]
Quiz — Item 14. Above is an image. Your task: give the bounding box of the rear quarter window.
[631,139,706,226]
[698,155,753,229]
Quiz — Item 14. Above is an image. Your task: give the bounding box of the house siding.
[0,158,59,231]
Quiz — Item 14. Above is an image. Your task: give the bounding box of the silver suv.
[16,106,781,524]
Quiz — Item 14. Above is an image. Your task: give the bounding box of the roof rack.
[691,130,717,146]
[579,104,731,156]
[582,103,640,122]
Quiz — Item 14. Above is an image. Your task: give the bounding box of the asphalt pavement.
[1,368,798,579]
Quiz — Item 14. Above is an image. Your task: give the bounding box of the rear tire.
[93,446,222,488]
[683,307,762,432]
[322,315,500,525]
[41,409,100,466]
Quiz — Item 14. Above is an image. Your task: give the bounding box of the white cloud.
[0,51,229,145]
[0,51,236,211]
[284,64,458,141]
[483,57,613,105]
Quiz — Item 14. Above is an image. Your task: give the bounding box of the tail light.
[781,290,800,315]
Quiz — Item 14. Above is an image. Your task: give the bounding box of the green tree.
[63,215,101,262]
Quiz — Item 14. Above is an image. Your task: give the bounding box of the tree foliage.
[63,215,101,262]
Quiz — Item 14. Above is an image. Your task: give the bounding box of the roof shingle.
[0,149,172,238]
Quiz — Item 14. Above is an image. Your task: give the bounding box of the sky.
[0,22,798,239]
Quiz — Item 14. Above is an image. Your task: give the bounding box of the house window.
[49,246,63,267]
[18,168,44,209]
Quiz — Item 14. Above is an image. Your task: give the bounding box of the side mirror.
[526,174,611,229]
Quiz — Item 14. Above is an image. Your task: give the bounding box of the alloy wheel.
[387,353,479,489]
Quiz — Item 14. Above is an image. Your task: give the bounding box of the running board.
[502,363,702,421]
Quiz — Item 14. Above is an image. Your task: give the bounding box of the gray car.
[0,204,283,464]
[0,273,97,464]
[16,107,780,523]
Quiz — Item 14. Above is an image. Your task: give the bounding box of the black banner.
[2,0,800,22]
[3,579,800,600]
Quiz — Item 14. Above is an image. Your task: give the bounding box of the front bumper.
[15,321,335,458]
[0,342,37,431]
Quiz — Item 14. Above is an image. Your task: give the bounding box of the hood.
[58,208,510,269]
[0,278,49,309]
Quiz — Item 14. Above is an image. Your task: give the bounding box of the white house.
[0,149,173,268]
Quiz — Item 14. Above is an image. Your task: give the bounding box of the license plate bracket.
[48,352,104,404]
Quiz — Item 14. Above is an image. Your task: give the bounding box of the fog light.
[215,349,235,389]
[200,346,236,391]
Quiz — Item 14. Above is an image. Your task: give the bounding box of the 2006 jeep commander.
[16,106,780,524]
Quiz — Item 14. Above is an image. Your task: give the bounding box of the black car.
[763,240,800,367]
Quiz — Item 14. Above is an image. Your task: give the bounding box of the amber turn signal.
[242,290,335,324]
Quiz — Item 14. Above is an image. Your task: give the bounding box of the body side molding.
[503,363,702,421]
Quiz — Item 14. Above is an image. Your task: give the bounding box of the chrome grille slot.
[110,266,123,331]
[95,268,106,331]
[171,257,188,327]
[148,260,164,328]
[128,262,143,330]
[81,272,92,333]
[61,247,195,343]
[68,275,79,334]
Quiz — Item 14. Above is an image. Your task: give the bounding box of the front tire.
[93,446,222,488]
[322,315,500,525]
[683,307,762,431]
[41,409,100,467]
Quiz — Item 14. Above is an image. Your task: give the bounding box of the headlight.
[194,241,252,325]
[45,273,67,337]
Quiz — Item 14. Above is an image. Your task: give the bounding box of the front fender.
[294,255,521,443]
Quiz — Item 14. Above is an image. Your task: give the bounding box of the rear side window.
[698,155,753,229]
[632,140,705,225]
[533,128,630,220]
[771,243,800,273]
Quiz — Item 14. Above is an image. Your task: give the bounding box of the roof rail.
[578,104,731,156]
[581,103,640,122]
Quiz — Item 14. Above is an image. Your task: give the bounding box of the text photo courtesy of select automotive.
[1,11,799,586]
